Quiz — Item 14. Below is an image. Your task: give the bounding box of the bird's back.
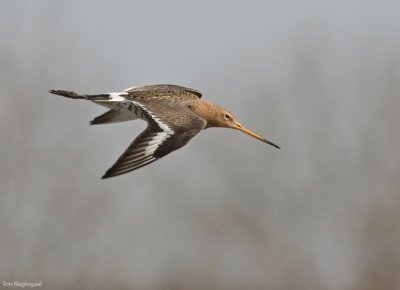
[123,84,202,103]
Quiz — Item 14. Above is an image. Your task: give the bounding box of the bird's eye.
[224,114,231,120]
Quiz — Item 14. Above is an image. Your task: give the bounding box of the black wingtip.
[101,171,117,179]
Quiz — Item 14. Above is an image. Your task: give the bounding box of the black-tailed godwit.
[50,84,279,178]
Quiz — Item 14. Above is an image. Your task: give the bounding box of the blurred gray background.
[1,1,400,289]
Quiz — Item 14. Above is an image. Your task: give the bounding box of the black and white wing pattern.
[101,101,206,179]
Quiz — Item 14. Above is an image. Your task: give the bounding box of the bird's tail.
[49,89,85,99]
[49,89,111,100]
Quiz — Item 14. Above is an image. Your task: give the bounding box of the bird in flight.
[50,84,279,179]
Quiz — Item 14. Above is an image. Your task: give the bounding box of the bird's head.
[206,105,280,149]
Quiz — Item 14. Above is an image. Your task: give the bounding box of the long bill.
[235,123,280,149]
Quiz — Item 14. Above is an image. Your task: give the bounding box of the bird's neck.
[193,101,222,128]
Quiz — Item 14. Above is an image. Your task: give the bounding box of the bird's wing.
[90,109,139,125]
[123,84,202,98]
[102,101,206,179]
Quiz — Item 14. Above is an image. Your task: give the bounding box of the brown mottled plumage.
[50,84,279,179]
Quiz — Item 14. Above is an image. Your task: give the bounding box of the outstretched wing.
[102,101,206,179]
[90,109,139,125]
[123,84,202,99]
